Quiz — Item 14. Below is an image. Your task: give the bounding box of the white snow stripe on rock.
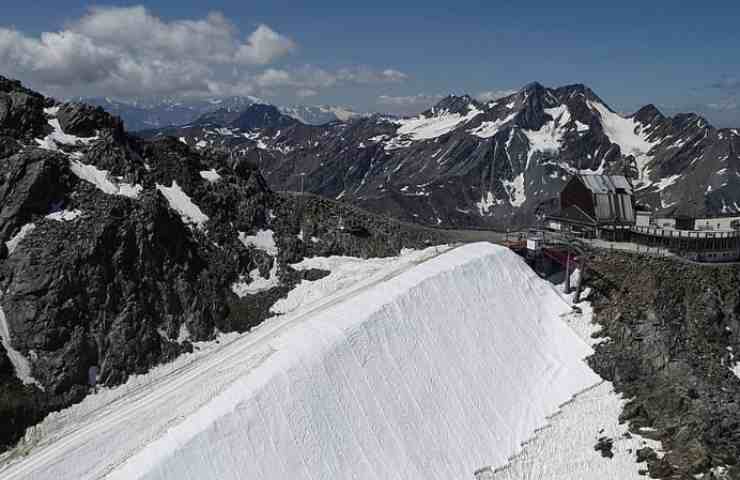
[0,298,42,389]
[36,117,97,152]
[4,223,36,256]
[199,169,221,183]
[70,160,142,199]
[156,181,209,228]
[468,112,517,139]
[45,210,83,222]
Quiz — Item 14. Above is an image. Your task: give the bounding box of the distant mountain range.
[78,96,365,131]
[138,82,740,228]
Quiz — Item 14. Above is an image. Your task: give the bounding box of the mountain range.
[139,82,740,228]
[78,96,365,131]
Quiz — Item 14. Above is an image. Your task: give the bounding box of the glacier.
[1,243,600,480]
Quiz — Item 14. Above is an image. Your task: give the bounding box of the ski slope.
[1,243,599,480]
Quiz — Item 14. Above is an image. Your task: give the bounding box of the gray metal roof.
[578,174,633,195]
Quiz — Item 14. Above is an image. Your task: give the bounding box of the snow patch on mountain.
[45,210,83,222]
[4,224,36,256]
[70,160,143,199]
[476,191,497,216]
[199,169,221,183]
[588,101,657,182]
[238,229,278,256]
[469,112,518,139]
[0,298,42,389]
[155,181,209,228]
[503,173,526,207]
[523,105,571,164]
[654,174,682,192]
[36,116,98,152]
[392,104,482,142]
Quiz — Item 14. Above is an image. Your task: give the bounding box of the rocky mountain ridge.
[0,75,447,450]
[142,82,740,228]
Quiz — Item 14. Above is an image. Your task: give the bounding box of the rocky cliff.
[0,75,449,450]
[585,252,740,478]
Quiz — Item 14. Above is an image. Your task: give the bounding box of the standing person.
[88,365,99,394]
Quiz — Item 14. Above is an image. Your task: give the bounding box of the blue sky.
[2,1,739,125]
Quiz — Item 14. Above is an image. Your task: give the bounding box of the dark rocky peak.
[0,76,45,98]
[520,81,546,98]
[56,102,124,138]
[427,95,481,116]
[229,103,300,131]
[671,112,712,132]
[513,82,552,130]
[0,76,49,141]
[553,83,605,105]
[140,136,208,191]
[633,104,665,126]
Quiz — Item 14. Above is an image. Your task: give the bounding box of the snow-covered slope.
[493,295,662,479]
[1,243,599,480]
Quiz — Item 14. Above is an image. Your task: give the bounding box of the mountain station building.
[545,174,635,239]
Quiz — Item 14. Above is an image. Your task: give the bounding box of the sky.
[1,1,739,126]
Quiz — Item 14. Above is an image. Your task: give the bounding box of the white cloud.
[296,88,318,98]
[337,67,408,84]
[0,6,297,98]
[476,89,517,102]
[0,6,403,100]
[256,65,408,90]
[235,25,296,65]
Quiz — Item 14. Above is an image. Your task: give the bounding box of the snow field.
[108,243,599,480]
[391,104,482,144]
[0,246,448,479]
[2,244,601,480]
[492,295,662,479]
